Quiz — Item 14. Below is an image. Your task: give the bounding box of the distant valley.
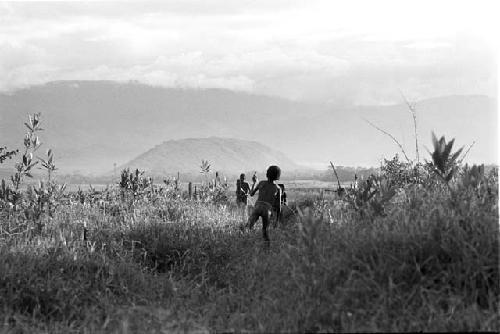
[0,81,496,176]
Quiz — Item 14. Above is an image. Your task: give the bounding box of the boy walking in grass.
[242,165,282,242]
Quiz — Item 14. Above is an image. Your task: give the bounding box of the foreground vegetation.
[0,115,498,333]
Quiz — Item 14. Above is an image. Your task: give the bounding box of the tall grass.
[0,115,498,333]
[0,164,497,333]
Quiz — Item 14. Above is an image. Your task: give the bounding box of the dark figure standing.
[244,166,282,242]
[278,184,287,205]
[236,173,251,205]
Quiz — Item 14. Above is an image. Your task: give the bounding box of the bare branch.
[329,161,342,189]
[457,141,476,165]
[363,118,411,163]
[399,90,420,164]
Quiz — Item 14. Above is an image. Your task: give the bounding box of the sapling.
[12,113,43,191]
[1,113,43,210]
[428,132,463,184]
[38,149,57,182]
[200,159,211,186]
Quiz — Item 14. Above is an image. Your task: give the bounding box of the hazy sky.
[0,0,497,105]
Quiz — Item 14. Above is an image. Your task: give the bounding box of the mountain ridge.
[0,80,496,174]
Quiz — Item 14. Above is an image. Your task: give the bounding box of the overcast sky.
[0,0,497,105]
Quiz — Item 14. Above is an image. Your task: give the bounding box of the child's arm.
[275,186,282,219]
[250,180,260,197]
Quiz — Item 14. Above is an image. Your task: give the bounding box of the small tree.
[0,113,43,210]
[11,113,43,191]
[38,149,57,182]
[428,132,463,184]
[200,159,211,185]
[119,168,152,201]
[1,113,66,234]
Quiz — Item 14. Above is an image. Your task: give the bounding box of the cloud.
[0,1,497,103]
[403,41,453,50]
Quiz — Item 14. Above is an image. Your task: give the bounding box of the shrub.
[428,132,463,183]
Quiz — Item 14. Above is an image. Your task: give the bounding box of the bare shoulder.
[256,180,266,189]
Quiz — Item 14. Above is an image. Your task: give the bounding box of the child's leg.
[238,202,247,223]
[261,208,271,241]
[246,207,260,230]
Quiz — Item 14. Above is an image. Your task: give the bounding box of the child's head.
[240,173,246,181]
[266,165,281,182]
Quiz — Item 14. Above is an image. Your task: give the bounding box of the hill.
[0,81,496,175]
[120,137,301,177]
[0,81,327,174]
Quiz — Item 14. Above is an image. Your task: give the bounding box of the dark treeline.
[51,166,379,185]
[3,164,497,186]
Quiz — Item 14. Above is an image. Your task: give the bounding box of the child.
[244,165,282,242]
[236,173,250,205]
[236,173,251,222]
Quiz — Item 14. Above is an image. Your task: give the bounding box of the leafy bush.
[381,154,429,187]
[428,132,463,183]
[345,174,396,217]
[119,168,153,195]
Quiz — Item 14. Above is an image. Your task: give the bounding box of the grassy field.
[0,161,498,333]
[1,117,499,332]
